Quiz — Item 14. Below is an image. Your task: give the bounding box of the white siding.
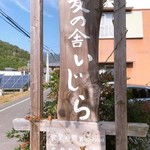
[0,71,22,76]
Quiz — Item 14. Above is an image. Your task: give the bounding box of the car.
[127,84,150,101]
[104,82,150,102]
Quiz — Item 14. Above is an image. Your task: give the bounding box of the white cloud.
[0,0,9,10]
[0,0,4,7]
[13,0,30,13]
[11,0,56,18]
[45,0,58,9]
[44,11,53,18]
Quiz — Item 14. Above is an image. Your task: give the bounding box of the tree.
[0,40,30,70]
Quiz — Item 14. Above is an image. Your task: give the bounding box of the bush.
[99,72,150,150]
[43,68,59,101]
[6,128,29,150]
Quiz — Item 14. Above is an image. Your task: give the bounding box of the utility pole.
[46,52,50,83]
[27,60,30,74]
[114,0,127,150]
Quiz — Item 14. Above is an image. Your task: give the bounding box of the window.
[99,11,143,38]
[99,64,114,75]
[100,13,114,38]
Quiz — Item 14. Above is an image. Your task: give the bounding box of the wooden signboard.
[46,121,106,150]
[57,0,103,122]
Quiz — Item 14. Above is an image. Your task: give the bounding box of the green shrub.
[99,72,150,150]
[6,128,29,150]
[43,68,59,101]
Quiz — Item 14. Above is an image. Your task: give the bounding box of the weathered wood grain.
[13,119,149,138]
[58,0,103,122]
[30,0,43,149]
[114,0,127,149]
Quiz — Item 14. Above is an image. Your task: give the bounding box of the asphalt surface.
[0,89,50,150]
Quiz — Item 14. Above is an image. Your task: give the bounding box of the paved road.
[0,89,50,150]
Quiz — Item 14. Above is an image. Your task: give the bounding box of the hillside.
[0,40,30,70]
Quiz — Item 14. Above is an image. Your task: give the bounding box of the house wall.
[99,9,150,85]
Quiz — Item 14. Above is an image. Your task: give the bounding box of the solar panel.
[0,76,11,84]
[0,74,3,78]
[0,75,30,90]
[0,74,4,84]
[0,75,18,89]
[12,75,30,89]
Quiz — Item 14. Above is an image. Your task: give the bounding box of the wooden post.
[57,0,103,122]
[30,0,43,149]
[114,0,127,150]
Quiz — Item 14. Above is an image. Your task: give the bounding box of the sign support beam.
[114,0,127,149]
[30,0,43,149]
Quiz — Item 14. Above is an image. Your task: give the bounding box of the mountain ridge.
[0,40,30,70]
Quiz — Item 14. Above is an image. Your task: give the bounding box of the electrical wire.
[0,15,24,35]
[0,9,59,62]
[0,9,30,38]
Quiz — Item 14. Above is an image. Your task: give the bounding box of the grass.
[0,91,29,104]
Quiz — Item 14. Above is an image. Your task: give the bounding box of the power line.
[43,46,58,62]
[0,15,24,35]
[104,29,128,63]
[0,9,59,61]
[0,9,30,38]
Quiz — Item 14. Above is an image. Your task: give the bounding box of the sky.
[0,0,150,54]
[0,0,59,54]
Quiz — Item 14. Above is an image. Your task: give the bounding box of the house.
[99,0,150,85]
[49,62,60,70]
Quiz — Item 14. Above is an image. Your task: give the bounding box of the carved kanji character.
[67,0,90,13]
[68,29,90,47]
